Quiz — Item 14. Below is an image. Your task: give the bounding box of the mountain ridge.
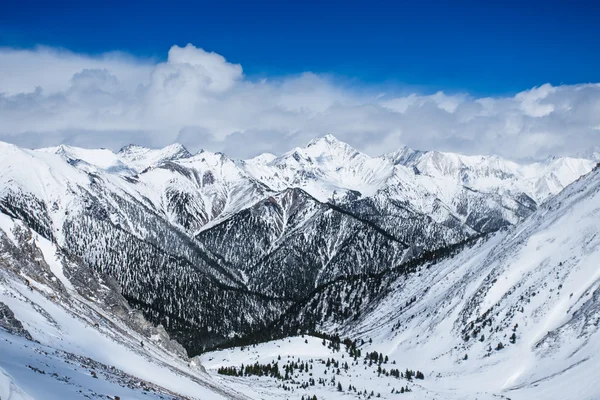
[20,135,595,236]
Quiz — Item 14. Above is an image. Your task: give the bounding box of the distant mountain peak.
[383,145,422,165]
[118,143,192,171]
[117,143,140,153]
[245,152,277,165]
[305,134,357,152]
[306,133,342,147]
[164,143,192,156]
[301,134,364,161]
[118,142,191,158]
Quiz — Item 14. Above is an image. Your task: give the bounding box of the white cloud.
[0,44,599,160]
[516,83,557,117]
[0,46,153,94]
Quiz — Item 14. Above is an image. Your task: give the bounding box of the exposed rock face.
[0,301,32,340]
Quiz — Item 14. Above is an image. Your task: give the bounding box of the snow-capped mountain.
[392,148,595,203]
[40,134,593,236]
[242,135,595,235]
[131,150,271,233]
[0,141,288,355]
[213,163,600,399]
[242,134,394,201]
[0,134,599,399]
[22,135,596,239]
[0,137,595,355]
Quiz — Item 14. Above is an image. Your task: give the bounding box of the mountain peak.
[245,152,277,165]
[302,134,363,159]
[383,145,422,165]
[305,133,358,152]
[117,143,141,154]
[162,143,192,157]
[306,133,345,148]
[118,142,190,157]
[118,143,192,172]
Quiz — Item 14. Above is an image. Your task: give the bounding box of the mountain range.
[0,135,598,399]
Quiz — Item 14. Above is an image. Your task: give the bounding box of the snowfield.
[201,335,487,400]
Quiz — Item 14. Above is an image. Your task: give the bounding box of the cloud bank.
[0,44,598,160]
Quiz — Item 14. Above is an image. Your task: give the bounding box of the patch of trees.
[391,386,412,394]
[401,369,424,380]
[212,234,489,352]
[217,362,282,379]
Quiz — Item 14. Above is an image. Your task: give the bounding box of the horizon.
[6,133,597,164]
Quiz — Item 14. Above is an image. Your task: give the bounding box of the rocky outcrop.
[0,301,32,340]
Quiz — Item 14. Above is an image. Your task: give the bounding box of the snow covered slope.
[202,335,442,400]
[118,143,192,172]
[351,162,600,400]
[0,141,287,354]
[136,150,271,233]
[0,213,249,400]
[225,163,600,399]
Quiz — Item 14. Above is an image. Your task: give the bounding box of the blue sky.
[2,0,599,95]
[0,0,599,159]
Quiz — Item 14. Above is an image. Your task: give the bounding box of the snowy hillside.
[0,141,288,354]
[0,213,249,400]
[204,164,600,399]
[201,335,437,400]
